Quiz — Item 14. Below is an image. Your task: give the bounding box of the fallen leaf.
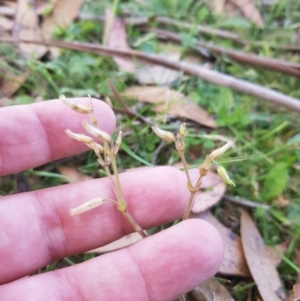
[191,278,234,301]
[88,233,142,253]
[229,0,264,27]
[41,0,84,57]
[192,210,250,277]
[103,9,135,74]
[35,0,57,15]
[123,86,217,128]
[0,15,13,31]
[241,210,286,301]
[212,0,226,14]
[192,181,226,213]
[136,54,181,86]
[13,0,47,58]
[285,252,300,301]
[266,241,289,268]
[135,43,182,86]
[58,166,92,183]
[0,71,27,97]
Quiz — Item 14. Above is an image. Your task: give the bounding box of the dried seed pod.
[208,141,234,161]
[82,121,112,142]
[65,129,94,144]
[70,198,105,216]
[60,95,92,114]
[152,125,175,142]
[114,130,122,154]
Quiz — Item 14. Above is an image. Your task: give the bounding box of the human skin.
[0,99,224,301]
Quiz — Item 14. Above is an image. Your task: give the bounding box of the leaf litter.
[123,86,217,128]
[241,210,286,301]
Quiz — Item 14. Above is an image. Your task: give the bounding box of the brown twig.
[1,37,300,112]
[108,79,154,126]
[77,13,300,52]
[148,27,300,77]
[223,195,271,210]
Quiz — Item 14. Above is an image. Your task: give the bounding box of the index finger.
[0,98,115,176]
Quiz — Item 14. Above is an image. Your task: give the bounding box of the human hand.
[0,99,223,301]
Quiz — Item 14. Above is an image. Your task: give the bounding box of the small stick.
[223,195,271,210]
[2,37,300,112]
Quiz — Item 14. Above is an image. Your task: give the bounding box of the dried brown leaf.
[285,252,300,301]
[103,9,135,74]
[136,43,182,86]
[229,0,264,27]
[58,166,92,183]
[241,210,286,301]
[41,0,84,57]
[192,180,226,214]
[136,57,181,86]
[88,233,142,253]
[266,241,289,268]
[191,278,235,301]
[14,0,47,58]
[123,86,217,128]
[192,210,250,277]
[0,72,27,97]
[0,15,13,31]
[212,0,226,14]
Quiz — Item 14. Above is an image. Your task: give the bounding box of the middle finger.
[0,166,188,284]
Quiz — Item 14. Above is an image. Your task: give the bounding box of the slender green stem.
[179,150,192,187]
[122,210,147,238]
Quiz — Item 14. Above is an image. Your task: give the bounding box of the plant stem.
[122,210,147,238]
[108,149,146,237]
[110,153,126,207]
[103,165,120,200]
[182,176,203,220]
[179,295,186,301]
[179,150,192,187]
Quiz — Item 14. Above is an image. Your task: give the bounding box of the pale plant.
[61,96,234,301]
[61,95,146,238]
[152,124,235,220]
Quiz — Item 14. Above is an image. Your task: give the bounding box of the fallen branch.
[223,195,271,210]
[1,37,300,112]
[78,13,300,52]
[148,28,300,77]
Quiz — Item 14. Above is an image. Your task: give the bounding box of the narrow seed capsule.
[208,141,234,160]
[114,130,122,154]
[152,125,175,142]
[60,95,92,114]
[65,129,94,144]
[70,198,105,216]
[82,121,112,142]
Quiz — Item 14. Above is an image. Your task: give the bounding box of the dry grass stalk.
[61,95,147,238]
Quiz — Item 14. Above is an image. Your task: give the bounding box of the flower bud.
[217,165,235,186]
[179,123,186,137]
[152,125,175,142]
